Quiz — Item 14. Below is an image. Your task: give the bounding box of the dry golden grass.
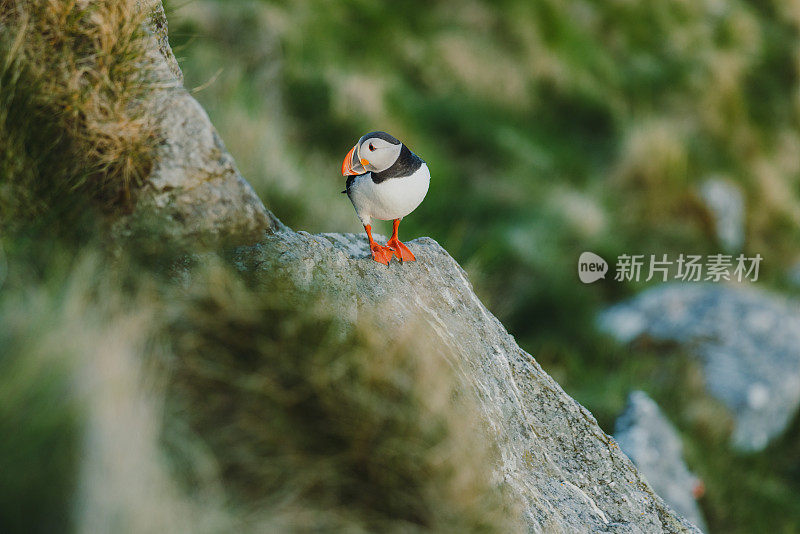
[1,0,157,209]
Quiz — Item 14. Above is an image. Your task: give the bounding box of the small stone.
[698,178,745,252]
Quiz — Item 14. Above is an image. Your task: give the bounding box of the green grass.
[0,292,82,534]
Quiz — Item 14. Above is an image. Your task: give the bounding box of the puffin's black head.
[342,131,403,176]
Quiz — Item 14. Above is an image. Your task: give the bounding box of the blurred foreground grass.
[166,0,800,532]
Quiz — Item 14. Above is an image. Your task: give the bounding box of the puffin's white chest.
[348,163,430,223]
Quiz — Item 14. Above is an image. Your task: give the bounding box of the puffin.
[341,131,430,265]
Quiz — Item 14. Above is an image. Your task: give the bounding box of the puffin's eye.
[368,143,375,151]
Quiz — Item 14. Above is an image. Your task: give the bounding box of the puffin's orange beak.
[342,144,364,176]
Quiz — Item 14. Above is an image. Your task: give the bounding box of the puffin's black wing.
[342,174,357,195]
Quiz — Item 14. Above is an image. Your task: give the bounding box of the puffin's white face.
[357,136,402,173]
[342,131,403,176]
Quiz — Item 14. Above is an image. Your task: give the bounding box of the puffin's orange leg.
[385,219,416,262]
[365,224,393,265]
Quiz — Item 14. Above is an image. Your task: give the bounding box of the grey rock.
[116,1,282,247]
[615,391,707,532]
[235,232,700,533]
[599,284,800,451]
[698,178,745,252]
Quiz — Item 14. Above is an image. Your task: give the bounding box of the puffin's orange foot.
[370,243,394,265]
[386,238,416,262]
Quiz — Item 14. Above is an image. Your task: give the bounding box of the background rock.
[698,179,745,252]
[599,284,800,451]
[615,391,707,532]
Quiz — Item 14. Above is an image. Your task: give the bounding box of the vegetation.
[166,1,800,532]
[0,0,156,227]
